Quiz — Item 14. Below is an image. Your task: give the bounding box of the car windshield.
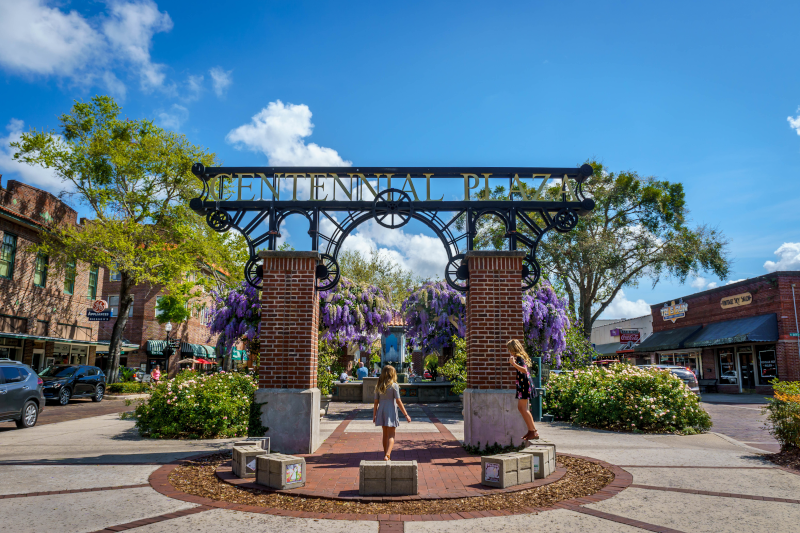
[40,366,77,378]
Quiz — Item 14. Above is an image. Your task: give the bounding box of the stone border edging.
[87,505,214,533]
[0,483,150,499]
[148,452,633,521]
[630,483,800,504]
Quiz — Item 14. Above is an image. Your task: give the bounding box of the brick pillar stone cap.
[258,250,321,260]
[464,251,527,260]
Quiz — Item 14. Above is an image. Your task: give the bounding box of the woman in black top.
[507,339,539,441]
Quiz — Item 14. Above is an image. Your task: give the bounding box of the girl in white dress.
[372,365,411,460]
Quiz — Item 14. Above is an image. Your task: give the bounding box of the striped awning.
[180,343,216,358]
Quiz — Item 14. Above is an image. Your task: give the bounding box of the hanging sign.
[720,292,752,309]
[86,310,111,321]
[619,330,641,343]
[661,300,688,323]
[92,299,108,312]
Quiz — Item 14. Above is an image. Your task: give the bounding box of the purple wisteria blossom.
[522,283,570,367]
[208,281,261,355]
[319,279,394,351]
[402,281,466,354]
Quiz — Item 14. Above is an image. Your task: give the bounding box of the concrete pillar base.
[463,389,528,450]
[255,388,320,454]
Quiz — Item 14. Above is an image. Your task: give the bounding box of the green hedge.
[543,364,712,433]
[134,370,258,439]
[107,382,150,394]
[764,380,800,450]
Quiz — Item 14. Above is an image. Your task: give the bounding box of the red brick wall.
[258,252,320,389]
[0,179,101,343]
[648,272,800,381]
[465,251,525,390]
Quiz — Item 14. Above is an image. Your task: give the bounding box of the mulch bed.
[766,448,800,473]
[168,453,614,514]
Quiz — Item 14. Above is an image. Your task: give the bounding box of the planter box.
[481,453,533,488]
[232,445,269,479]
[359,460,418,496]
[320,395,332,415]
[256,453,306,490]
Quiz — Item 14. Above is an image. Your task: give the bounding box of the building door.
[32,349,44,372]
[738,351,756,392]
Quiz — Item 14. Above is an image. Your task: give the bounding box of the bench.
[699,379,718,393]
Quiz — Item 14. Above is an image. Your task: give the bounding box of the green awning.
[634,325,702,352]
[146,340,169,355]
[684,314,778,348]
[593,342,627,356]
[181,343,216,358]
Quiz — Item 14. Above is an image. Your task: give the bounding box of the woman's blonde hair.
[507,339,531,366]
[376,365,397,395]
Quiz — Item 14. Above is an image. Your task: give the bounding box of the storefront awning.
[593,342,628,356]
[146,340,169,356]
[0,332,138,351]
[634,324,702,352]
[684,313,778,348]
[181,343,216,358]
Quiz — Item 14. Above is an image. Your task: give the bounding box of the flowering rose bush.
[764,380,800,450]
[543,364,712,433]
[319,279,394,351]
[134,370,258,439]
[402,281,466,353]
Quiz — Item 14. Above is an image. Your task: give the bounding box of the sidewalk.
[0,402,798,533]
[700,393,772,404]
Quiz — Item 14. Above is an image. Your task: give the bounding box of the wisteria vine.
[319,279,394,351]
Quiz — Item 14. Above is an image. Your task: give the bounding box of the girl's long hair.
[376,365,397,395]
[507,339,531,366]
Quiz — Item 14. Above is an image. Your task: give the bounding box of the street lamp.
[162,322,174,373]
[165,322,173,335]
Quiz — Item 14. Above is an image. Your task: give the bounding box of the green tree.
[11,95,229,381]
[338,248,422,308]
[473,161,730,337]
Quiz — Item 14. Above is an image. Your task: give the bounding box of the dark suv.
[0,359,45,428]
[40,365,106,405]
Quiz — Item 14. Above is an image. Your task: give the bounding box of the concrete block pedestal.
[359,460,418,496]
[463,389,529,450]
[481,452,533,488]
[256,453,306,490]
[232,445,269,478]
[255,388,320,455]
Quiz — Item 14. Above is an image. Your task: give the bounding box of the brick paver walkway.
[219,405,565,500]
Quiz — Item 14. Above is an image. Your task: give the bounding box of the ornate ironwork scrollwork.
[553,208,579,233]
[207,210,232,232]
[372,188,412,229]
[315,253,341,291]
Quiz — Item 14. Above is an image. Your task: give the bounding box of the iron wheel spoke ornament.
[521,255,541,291]
[372,188,412,229]
[553,208,579,233]
[315,253,341,291]
[444,253,469,292]
[244,258,263,289]
[207,210,232,232]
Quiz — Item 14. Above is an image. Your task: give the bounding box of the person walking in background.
[372,365,411,461]
[356,361,369,379]
[507,339,539,441]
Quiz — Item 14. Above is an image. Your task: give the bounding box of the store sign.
[619,330,641,343]
[86,309,111,321]
[759,349,777,380]
[720,292,752,309]
[660,299,688,323]
[92,299,109,312]
[610,329,620,337]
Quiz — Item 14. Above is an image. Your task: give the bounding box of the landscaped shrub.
[134,370,257,439]
[543,364,712,433]
[764,380,800,450]
[108,382,150,394]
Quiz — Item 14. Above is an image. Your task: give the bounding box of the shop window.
[718,349,737,384]
[0,233,17,279]
[155,296,164,317]
[88,265,99,299]
[64,260,76,295]
[34,253,48,287]
[757,345,778,382]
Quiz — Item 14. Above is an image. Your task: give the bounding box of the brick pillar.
[463,250,528,449]
[255,251,321,454]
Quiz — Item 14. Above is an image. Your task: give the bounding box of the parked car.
[423,370,432,379]
[637,365,700,395]
[0,358,45,428]
[39,365,106,405]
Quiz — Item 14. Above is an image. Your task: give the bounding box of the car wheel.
[15,401,38,428]
[92,385,104,402]
[58,387,72,406]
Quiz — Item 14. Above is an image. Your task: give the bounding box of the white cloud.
[209,67,232,97]
[183,74,204,101]
[690,276,718,291]
[0,0,174,94]
[0,119,65,192]
[599,290,651,319]
[789,109,800,135]
[764,242,800,272]
[227,101,351,166]
[707,282,718,289]
[155,104,189,130]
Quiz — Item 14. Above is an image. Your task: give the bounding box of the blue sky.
[2,0,800,318]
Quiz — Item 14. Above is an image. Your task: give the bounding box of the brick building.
[97,270,220,377]
[0,177,133,370]
[634,272,800,394]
